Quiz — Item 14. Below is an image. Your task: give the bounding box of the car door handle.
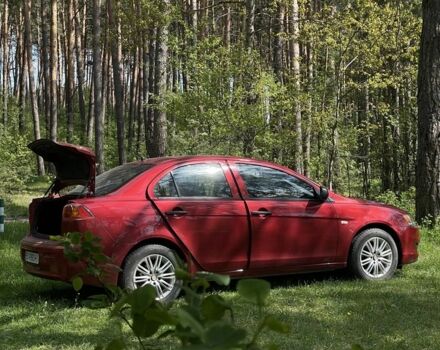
[251,210,272,217]
[165,209,187,217]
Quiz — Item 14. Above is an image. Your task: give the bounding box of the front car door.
[230,162,339,271]
[148,161,249,272]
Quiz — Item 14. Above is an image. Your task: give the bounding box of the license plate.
[24,251,39,265]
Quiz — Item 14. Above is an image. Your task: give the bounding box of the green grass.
[0,177,50,218]
[1,221,439,349]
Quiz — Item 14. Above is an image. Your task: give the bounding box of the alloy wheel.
[132,253,176,300]
[359,237,393,278]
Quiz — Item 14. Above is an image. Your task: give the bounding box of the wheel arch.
[348,223,402,266]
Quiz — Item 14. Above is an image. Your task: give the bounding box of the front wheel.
[122,245,182,303]
[349,228,398,280]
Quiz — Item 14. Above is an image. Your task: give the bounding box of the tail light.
[63,204,94,219]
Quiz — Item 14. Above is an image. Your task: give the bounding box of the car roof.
[136,155,279,167]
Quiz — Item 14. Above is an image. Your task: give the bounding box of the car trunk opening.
[28,139,96,236]
[30,196,76,236]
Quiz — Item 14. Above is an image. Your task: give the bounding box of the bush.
[375,187,415,217]
[0,132,35,192]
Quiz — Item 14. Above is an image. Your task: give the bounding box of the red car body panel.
[21,147,420,287]
[147,160,249,272]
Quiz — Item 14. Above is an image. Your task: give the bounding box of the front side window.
[237,164,315,200]
[154,163,232,198]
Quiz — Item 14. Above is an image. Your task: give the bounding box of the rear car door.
[230,162,339,270]
[148,161,249,272]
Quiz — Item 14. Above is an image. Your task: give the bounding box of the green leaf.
[132,313,160,338]
[104,337,125,350]
[110,298,131,318]
[201,295,230,321]
[237,279,270,306]
[263,316,290,334]
[84,231,95,241]
[175,268,191,281]
[190,278,210,291]
[157,329,175,339]
[196,272,231,286]
[128,285,156,315]
[72,276,83,292]
[144,306,177,326]
[70,232,82,244]
[203,321,247,348]
[175,309,204,337]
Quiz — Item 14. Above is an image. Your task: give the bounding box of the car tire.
[122,244,182,303]
[349,228,398,281]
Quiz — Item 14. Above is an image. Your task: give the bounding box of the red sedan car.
[21,139,419,302]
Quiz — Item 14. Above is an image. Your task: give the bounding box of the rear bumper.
[20,234,118,286]
[400,225,420,265]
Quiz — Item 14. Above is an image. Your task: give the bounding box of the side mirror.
[317,186,329,202]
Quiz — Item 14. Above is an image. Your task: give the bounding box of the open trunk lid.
[29,139,96,195]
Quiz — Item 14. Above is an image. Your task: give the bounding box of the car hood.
[29,139,95,194]
[331,193,407,214]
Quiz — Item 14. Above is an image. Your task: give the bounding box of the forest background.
[0,0,422,206]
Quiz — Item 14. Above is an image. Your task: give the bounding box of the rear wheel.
[122,245,182,303]
[349,228,398,280]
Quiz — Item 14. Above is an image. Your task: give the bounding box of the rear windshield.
[69,162,153,196]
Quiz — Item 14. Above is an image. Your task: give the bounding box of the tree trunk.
[292,0,303,174]
[108,0,126,164]
[93,0,105,173]
[416,0,440,224]
[224,4,231,48]
[65,0,75,142]
[273,3,284,84]
[2,0,9,127]
[50,0,58,141]
[40,0,50,137]
[18,25,27,134]
[24,0,45,175]
[142,39,149,155]
[245,0,255,50]
[147,33,156,157]
[152,3,169,157]
[127,46,139,155]
[74,0,87,142]
[304,42,313,177]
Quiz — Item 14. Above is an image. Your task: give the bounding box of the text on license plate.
[24,251,39,265]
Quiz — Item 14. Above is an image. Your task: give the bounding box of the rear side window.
[70,162,153,196]
[154,163,232,198]
[237,163,315,199]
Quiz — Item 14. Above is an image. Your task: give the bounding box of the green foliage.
[58,232,289,349]
[102,272,288,350]
[0,131,35,192]
[375,187,415,217]
[50,232,118,292]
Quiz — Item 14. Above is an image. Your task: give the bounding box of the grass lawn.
[0,177,50,218]
[1,221,440,349]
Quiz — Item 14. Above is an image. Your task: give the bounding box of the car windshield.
[69,162,153,196]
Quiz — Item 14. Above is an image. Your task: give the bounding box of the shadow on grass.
[226,264,435,350]
[1,316,118,350]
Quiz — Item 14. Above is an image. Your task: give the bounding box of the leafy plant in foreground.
[54,232,290,349]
